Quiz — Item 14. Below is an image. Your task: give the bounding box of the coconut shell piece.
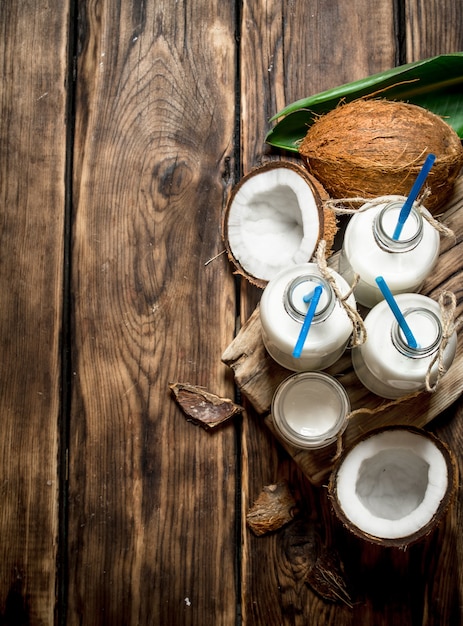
[306,547,353,607]
[222,161,336,288]
[310,174,338,257]
[299,99,463,214]
[169,383,243,431]
[280,517,352,606]
[328,425,458,548]
[246,480,298,536]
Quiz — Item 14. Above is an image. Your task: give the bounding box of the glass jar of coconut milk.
[271,371,350,449]
[352,293,457,399]
[260,263,356,372]
[338,198,440,308]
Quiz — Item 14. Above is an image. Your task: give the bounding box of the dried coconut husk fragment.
[246,480,298,535]
[299,99,463,214]
[280,517,352,606]
[169,383,243,431]
[306,547,353,607]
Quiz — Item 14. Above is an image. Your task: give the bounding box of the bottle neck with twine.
[425,290,457,392]
[324,189,455,240]
[314,239,367,346]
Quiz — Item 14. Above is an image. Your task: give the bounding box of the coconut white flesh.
[227,168,320,282]
[335,430,448,540]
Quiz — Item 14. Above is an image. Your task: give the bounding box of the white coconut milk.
[272,372,350,448]
[352,293,457,398]
[338,199,440,308]
[260,263,356,371]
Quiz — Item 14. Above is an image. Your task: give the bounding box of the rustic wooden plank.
[237,1,461,626]
[0,2,68,624]
[404,5,463,626]
[417,397,463,626]
[405,0,463,57]
[68,1,237,624]
[238,1,398,624]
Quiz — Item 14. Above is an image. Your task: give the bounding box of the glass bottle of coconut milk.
[271,371,350,449]
[352,293,457,399]
[260,263,356,371]
[338,198,440,308]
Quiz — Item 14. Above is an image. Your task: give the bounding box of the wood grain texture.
[421,401,463,626]
[69,1,237,624]
[405,0,463,58]
[1,0,463,624]
[0,2,68,624]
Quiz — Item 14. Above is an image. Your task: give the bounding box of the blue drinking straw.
[375,276,419,349]
[293,285,323,358]
[392,153,436,241]
[303,288,315,303]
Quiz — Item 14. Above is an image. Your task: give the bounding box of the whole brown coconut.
[299,99,463,214]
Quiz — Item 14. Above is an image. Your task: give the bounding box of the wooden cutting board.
[222,175,463,486]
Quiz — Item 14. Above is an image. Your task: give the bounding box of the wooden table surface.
[1,2,462,624]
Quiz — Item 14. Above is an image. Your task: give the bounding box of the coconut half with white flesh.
[329,426,457,547]
[222,161,336,288]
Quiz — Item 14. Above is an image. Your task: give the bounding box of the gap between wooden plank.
[58,3,78,624]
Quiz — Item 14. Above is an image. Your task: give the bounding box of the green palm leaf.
[266,53,463,152]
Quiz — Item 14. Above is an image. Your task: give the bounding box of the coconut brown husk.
[169,383,244,430]
[309,174,338,256]
[299,99,463,214]
[246,480,298,535]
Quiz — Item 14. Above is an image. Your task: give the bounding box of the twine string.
[324,190,455,239]
[333,390,422,462]
[425,291,457,392]
[314,240,367,346]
